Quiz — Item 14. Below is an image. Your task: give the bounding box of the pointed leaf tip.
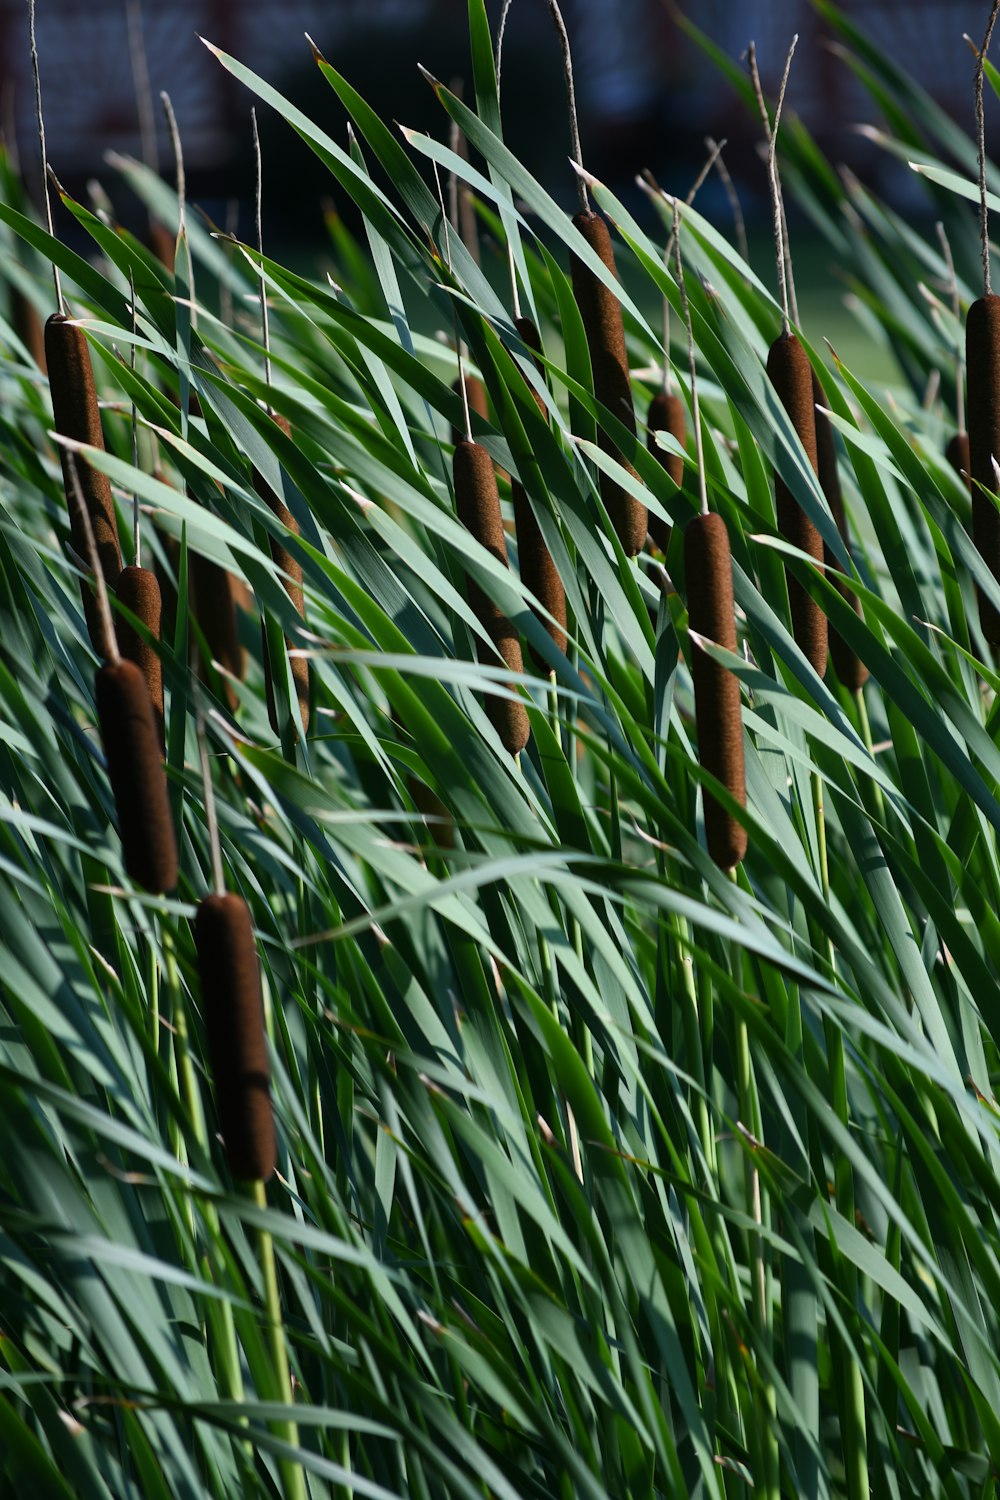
[417,64,442,91]
[305,31,327,65]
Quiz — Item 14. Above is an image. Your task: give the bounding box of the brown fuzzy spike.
[510,316,567,667]
[95,658,177,892]
[12,288,46,373]
[813,376,869,692]
[570,211,647,556]
[115,565,165,749]
[454,439,530,754]
[194,892,276,1183]
[646,390,686,554]
[766,332,827,674]
[255,415,310,736]
[966,294,1000,642]
[45,314,123,647]
[190,554,244,711]
[685,512,746,870]
[946,431,971,485]
[451,374,488,448]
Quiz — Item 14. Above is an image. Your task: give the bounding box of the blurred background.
[0,0,991,375]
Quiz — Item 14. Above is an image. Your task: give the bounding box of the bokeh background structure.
[0,0,990,236]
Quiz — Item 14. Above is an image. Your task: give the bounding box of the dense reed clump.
[766,331,827,674]
[45,314,123,646]
[255,416,310,736]
[813,376,869,691]
[966,294,1000,642]
[115,564,165,749]
[454,438,530,754]
[95,656,177,892]
[646,389,686,553]
[570,212,647,556]
[511,316,567,665]
[685,511,746,870]
[194,891,276,1182]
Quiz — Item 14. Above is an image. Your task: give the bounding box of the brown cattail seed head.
[946,431,971,485]
[115,565,165,749]
[510,317,567,667]
[194,892,276,1183]
[45,314,123,648]
[190,555,245,711]
[95,658,177,892]
[966,295,1000,642]
[255,416,310,736]
[813,379,869,693]
[685,512,747,871]
[646,390,686,554]
[766,332,827,675]
[570,211,647,557]
[453,439,530,754]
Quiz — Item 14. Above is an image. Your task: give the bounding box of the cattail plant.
[451,374,487,448]
[45,314,123,647]
[753,38,828,676]
[540,0,645,555]
[814,374,868,691]
[256,417,310,736]
[646,392,685,555]
[640,142,729,557]
[454,435,531,755]
[113,269,166,749]
[967,6,1000,643]
[190,554,244,710]
[936,222,971,488]
[29,0,121,648]
[570,210,646,556]
[674,206,746,870]
[62,457,176,892]
[249,114,309,737]
[511,316,567,665]
[12,286,46,372]
[686,512,747,870]
[115,564,165,748]
[194,891,276,1181]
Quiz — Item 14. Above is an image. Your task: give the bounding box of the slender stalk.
[28,0,63,313]
[251,1177,305,1500]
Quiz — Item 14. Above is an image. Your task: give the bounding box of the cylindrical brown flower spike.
[256,416,309,736]
[966,294,1000,642]
[570,211,647,556]
[946,431,971,488]
[766,332,827,675]
[646,390,686,554]
[511,316,567,668]
[685,512,747,870]
[190,554,244,711]
[115,565,165,750]
[194,892,276,1183]
[454,439,531,754]
[95,657,177,892]
[813,376,868,692]
[45,314,123,647]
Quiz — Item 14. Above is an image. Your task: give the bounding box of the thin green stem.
[251,1177,305,1500]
